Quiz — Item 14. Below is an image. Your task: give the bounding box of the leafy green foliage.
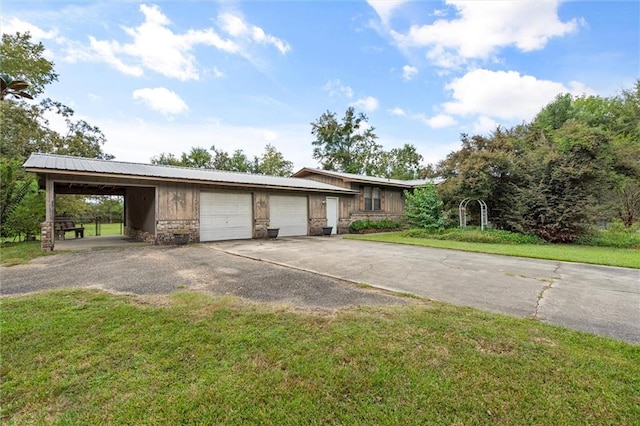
[0,159,34,239]
[311,107,382,174]
[0,32,58,98]
[4,180,44,241]
[310,108,426,178]
[435,81,640,242]
[1,31,113,241]
[254,144,293,176]
[152,144,293,176]
[404,184,446,230]
[402,227,545,245]
[575,229,640,249]
[349,218,403,233]
[375,144,424,180]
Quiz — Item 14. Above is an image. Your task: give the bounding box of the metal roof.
[23,154,358,194]
[292,167,431,188]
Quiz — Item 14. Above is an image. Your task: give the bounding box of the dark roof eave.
[25,167,359,194]
[293,167,420,189]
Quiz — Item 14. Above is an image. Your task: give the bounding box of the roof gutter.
[24,168,360,194]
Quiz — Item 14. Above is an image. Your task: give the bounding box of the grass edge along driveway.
[345,232,640,269]
[2,289,639,424]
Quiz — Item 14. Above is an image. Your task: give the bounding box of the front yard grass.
[0,241,55,266]
[1,289,638,424]
[346,232,640,269]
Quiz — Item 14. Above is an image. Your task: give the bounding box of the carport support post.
[41,176,55,251]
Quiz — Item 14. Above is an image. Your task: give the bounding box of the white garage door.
[269,195,308,237]
[200,191,252,241]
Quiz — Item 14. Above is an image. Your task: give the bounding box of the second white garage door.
[200,191,252,241]
[269,195,308,237]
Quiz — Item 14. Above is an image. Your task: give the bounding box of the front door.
[326,197,338,235]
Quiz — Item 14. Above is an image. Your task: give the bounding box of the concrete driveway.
[213,237,640,344]
[0,244,409,310]
[2,237,638,343]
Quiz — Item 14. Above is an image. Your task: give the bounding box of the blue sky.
[3,1,638,170]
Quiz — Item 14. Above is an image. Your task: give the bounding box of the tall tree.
[434,82,640,241]
[253,144,293,176]
[151,152,182,166]
[151,144,294,176]
[1,32,112,234]
[375,144,424,180]
[0,32,58,98]
[211,146,253,172]
[1,33,112,162]
[181,147,213,168]
[311,107,381,174]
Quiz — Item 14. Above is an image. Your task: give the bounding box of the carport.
[53,180,157,239]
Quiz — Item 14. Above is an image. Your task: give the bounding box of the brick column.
[41,221,54,251]
[43,175,55,251]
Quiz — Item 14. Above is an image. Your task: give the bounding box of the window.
[364,186,381,211]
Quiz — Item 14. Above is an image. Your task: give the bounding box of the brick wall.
[156,219,199,244]
[40,221,54,251]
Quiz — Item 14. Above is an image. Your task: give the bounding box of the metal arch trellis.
[459,198,488,231]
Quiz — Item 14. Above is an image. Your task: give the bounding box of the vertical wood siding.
[156,183,198,221]
[385,189,405,214]
[125,186,156,232]
[300,174,349,188]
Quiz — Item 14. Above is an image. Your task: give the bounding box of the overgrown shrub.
[575,229,640,249]
[349,219,403,233]
[404,184,446,230]
[401,227,545,245]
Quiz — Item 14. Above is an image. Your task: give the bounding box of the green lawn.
[0,241,54,266]
[78,222,123,237]
[1,290,638,424]
[346,232,640,269]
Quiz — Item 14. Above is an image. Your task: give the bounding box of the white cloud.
[402,65,418,80]
[68,4,240,80]
[132,87,189,116]
[86,37,144,77]
[263,130,278,142]
[473,116,499,134]
[389,107,406,116]
[417,113,458,129]
[351,96,379,112]
[442,69,592,122]
[64,4,289,80]
[391,1,580,68]
[1,17,58,40]
[367,0,408,25]
[568,80,595,96]
[323,79,354,98]
[218,11,290,54]
[209,66,225,78]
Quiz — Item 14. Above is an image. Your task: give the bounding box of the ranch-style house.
[23,153,428,250]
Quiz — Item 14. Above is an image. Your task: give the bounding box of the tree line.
[150,106,426,180]
[1,32,114,240]
[151,145,294,177]
[431,84,640,241]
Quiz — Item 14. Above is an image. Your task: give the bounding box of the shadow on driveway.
[0,244,411,310]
